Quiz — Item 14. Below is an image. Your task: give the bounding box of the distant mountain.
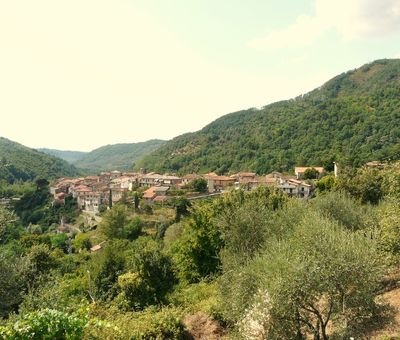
[0,137,81,183]
[37,148,87,163]
[73,139,166,172]
[136,59,400,175]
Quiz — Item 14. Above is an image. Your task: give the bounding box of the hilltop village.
[50,166,328,213]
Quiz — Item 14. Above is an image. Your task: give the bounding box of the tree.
[133,191,140,210]
[303,167,319,179]
[174,196,191,222]
[190,178,208,193]
[124,217,143,241]
[377,198,400,256]
[119,237,175,309]
[229,213,383,339]
[72,233,92,252]
[35,178,49,191]
[108,189,113,209]
[0,206,19,244]
[315,174,336,193]
[98,204,128,239]
[90,242,126,301]
[0,250,27,317]
[170,201,222,283]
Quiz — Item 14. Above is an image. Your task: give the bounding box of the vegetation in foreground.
[0,162,399,339]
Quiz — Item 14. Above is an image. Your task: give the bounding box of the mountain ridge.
[135,59,400,174]
[72,139,166,172]
[0,137,81,183]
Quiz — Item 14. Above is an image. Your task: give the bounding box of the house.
[231,172,257,183]
[142,186,170,202]
[182,174,203,186]
[277,178,312,197]
[110,176,134,190]
[294,167,325,179]
[204,173,235,192]
[142,187,157,201]
[139,173,182,187]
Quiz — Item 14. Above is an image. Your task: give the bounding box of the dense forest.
[0,138,81,183]
[71,140,166,172]
[0,162,399,338]
[37,149,87,164]
[136,59,400,175]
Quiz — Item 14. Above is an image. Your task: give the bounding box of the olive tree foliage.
[223,213,383,340]
[216,186,288,267]
[0,205,19,244]
[98,204,129,239]
[117,237,175,310]
[89,241,126,301]
[0,251,28,318]
[169,201,222,283]
[335,166,384,204]
[377,198,400,257]
[310,190,375,231]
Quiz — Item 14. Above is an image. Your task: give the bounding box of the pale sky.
[1,0,399,151]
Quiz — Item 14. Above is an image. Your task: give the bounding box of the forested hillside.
[73,139,165,172]
[137,59,400,174]
[37,148,87,164]
[0,138,80,183]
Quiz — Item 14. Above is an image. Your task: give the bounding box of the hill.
[73,139,165,172]
[37,148,87,163]
[136,59,400,174]
[0,137,81,183]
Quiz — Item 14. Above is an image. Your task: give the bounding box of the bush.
[124,217,143,240]
[86,307,185,339]
[0,309,88,339]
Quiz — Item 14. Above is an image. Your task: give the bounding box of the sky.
[0,0,400,151]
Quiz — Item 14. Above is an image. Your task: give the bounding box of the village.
[49,166,331,213]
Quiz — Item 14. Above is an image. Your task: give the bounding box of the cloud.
[249,0,400,49]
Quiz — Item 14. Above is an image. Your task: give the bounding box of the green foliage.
[0,137,80,183]
[0,250,28,317]
[189,178,208,192]
[118,237,175,309]
[26,244,55,281]
[124,217,143,240]
[0,308,88,339]
[0,206,19,244]
[316,174,336,192]
[0,180,35,198]
[14,186,78,227]
[336,166,385,204]
[37,148,87,164]
[223,213,383,339]
[90,242,126,301]
[98,204,129,239]
[142,203,153,215]
[173,196,191,222]
[72,233,92,252]
[169,201,222,284]
[311,190,373,231]
[303,167,319,179]
[217,187,287,265]
[50,233,69,252]
[137,59,400,175]
[73,139,165,172]
[85,307,185,339]
[377,198,400,257]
